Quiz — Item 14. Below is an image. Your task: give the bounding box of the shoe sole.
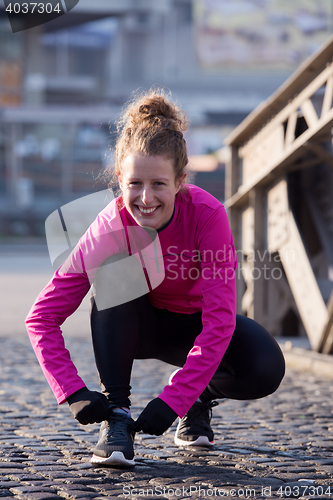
[174,435,214,447]
[91,451,135,467]
[168,368,181,385]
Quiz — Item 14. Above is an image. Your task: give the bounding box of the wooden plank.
[241,124,285,185]
[225,106,333,209]
[239,63,333,171]
[252,188,266,326]
[267,179,289,253]
[320,291,333,353]
[242,206,254,255]
[285,111,298,147]
[240,260,254,316]
[225,36,333,147]
[301,99,319,128]
[265,180,327,350]
[241,206,255,317]
[279,211,328,351]
[321,74,333,117]
[225,146,239,200]
[242,287,253,315]
[228,207,243,314]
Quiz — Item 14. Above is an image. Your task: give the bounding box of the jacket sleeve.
[25,244,91,404]
[158,207,237,417]
[25,211,127,404]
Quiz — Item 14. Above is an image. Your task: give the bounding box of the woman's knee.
[252,351,285,398]
[224,315,286,398]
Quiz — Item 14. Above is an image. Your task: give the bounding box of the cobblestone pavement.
[1,247,333,499]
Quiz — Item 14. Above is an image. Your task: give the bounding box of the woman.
[26,89,285,468]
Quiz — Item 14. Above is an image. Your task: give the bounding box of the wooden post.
[251,187,267,326]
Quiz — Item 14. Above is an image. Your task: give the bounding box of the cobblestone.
[2,249,333,498]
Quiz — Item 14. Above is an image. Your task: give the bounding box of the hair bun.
[138,100,176,122]
[123,90,188,133]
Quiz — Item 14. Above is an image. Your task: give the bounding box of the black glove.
[67,387,111,425]
[135,398,178,436]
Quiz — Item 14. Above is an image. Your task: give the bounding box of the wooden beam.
[265,179,327,350]
[240,260,254,316]
[320,291,333,353]
[240,63,333,164]
[279,212,328,351]
[301,99,319,128]
[225,146,239,200]
[252,188,267,326]
[225,106,333,209]
[267,179,289,253]
[241,206,255,317]
[226,35,333,147]
[285,111,298,147]
[228,206,243,314]
[242,205,255,255]
[321,74,333,117]
[227,64,333,202]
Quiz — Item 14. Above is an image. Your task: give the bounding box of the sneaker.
[174,400,219,447]
[91,412,136,467]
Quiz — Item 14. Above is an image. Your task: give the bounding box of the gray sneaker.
[91,412,136,467]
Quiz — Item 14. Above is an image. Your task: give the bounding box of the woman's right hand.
[67,387,111,425]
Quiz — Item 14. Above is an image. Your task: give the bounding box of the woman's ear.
[176,173,186,192]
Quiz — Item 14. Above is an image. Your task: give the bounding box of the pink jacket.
[25,185,237,418]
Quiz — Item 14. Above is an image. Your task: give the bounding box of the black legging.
[90,294,285,409]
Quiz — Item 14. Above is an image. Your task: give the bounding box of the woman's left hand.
[135,398,178,435]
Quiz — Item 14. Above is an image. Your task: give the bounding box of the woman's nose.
[141,186,154,205]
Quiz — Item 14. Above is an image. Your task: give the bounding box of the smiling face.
[117,153,185,230]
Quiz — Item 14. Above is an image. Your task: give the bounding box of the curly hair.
[105,88,190,194]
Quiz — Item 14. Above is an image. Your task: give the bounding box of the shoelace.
[105,413,134,440]
[183,400,219,426]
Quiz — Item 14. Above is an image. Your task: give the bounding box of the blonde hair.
[106,89,190,194]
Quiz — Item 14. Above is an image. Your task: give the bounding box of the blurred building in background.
[0,0,332,237]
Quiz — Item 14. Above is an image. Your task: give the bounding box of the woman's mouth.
[135,205,160,215]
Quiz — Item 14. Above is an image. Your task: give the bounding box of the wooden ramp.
[224,35,333,353]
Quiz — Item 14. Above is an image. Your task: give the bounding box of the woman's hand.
[135,398,178,435]
[67,387,111,425]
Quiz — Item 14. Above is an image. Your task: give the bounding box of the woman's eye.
[128,181,164,186]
